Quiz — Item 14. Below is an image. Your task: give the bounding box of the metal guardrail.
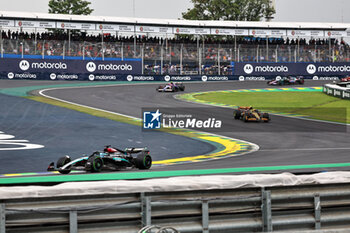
[1,183,350,233]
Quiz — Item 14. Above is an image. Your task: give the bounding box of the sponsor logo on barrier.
[207,76,228,81]
[245,76,265,81]
[243,64,288,74]
[255,65,288,73]
[97,63,133,71]
[92,75,117,80]
[127,75,133,81]
[88,74,95,81]
[133,76,154,81]
[313,76,319,80]
[319,77,339,80]
[32,62,67,69]
[86,62,97,72]
[19,60,30,71]
[307,64,350,74]
[55,74,79,80]
[306,64,317,74]
[19,60,67,71]
[243,64,253,74]
[7,72,14,79]
[50,73,56,80]
[334,90,341,96]
[201,76,208,82]
[172,76,191,81]
[9,73,37,79]
[164,75,171,82]
[164,76,191,81]
[318,65,350,72]
[343,91,350,99]
[276,76,282,81]
[239,76,245,81]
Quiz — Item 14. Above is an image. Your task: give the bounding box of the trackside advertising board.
[234,62,350,77]
[0,58,142,80]
[323,84,350,99]
[0,58,347,81]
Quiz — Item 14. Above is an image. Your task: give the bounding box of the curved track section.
[42,80,350,173]
[0,85,218,174]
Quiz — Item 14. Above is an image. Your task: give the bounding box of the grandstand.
[1,11,350,76]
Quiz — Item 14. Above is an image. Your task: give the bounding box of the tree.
[182,0,275,21]
[48,0,93,15]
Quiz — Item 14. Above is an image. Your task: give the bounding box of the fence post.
[314,193,321,230]
[262,189,272,232]
[0,203,5,233]
[202,199,209,233]
[141,193,151,227]
[69,210,78,233]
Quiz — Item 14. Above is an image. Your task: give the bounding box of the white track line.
[259,147,350,152]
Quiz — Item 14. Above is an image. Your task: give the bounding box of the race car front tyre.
[56,156,72,174]
[179,86,185,91]
[135,153,152,169]
[57,156,71,168]
[86,155,104,172]
[233,110,241,119]
[262,113,270,122]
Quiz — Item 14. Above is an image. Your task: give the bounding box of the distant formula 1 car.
[233,106,270,122]
[340,76,350,82]
[157,82,185,92]
[267,76,304,86]
[47,145,152,174]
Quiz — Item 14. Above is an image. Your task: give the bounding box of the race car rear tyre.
[86,155,104,172]
[57,156,71,168]
[135,153,152,169]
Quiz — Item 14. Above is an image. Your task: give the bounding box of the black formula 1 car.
[157,82,185,92]
[47,145,152,174]
[267,76,304,86]
[233,106,270,122]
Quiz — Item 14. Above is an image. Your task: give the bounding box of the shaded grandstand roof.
[0,10,349,30]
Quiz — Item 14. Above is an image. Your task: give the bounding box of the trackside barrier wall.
[323,84,350,99]
[0,58,346,81]
[1,183,350,232]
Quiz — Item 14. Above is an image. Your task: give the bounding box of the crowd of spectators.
[1,30,350,75]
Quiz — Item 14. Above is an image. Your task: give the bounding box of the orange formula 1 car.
[233,106,270,122]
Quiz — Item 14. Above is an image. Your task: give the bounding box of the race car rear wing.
[125,147,149,153]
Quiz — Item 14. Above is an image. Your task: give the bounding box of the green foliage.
[48,0,93,15]
[182,0,275,21]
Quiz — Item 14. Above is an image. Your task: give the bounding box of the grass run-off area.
[194,91,350,124]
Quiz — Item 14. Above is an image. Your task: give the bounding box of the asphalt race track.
[41,80,350,173]
[0,80,349,175]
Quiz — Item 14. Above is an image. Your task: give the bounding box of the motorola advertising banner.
[0,58,142,81]
[234,62,349,80]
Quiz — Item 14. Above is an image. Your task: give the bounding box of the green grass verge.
[2,162,350,184]
[194,92,350,124]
